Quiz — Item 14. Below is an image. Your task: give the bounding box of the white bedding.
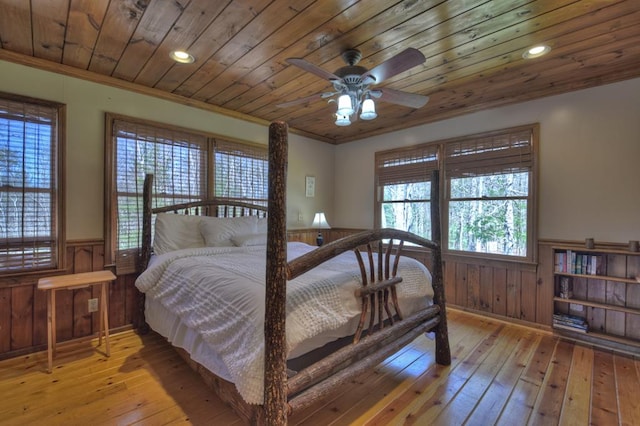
[136,242,433,405]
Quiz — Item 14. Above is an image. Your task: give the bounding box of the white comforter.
[135,242,433,404]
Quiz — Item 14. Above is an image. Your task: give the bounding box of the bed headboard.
[139,173,268,270]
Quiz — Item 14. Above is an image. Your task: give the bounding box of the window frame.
[374,144,439,242]
[0,92,65,276]
[104,113,268,274]
[374,124,538,263]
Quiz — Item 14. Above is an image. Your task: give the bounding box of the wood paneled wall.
[0,231,558,360]
[443,249,553,327]
[0,240,140,360]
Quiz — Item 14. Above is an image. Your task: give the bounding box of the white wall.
[3,57,638,245]
[334,78,640,244]
[0,60,334,239]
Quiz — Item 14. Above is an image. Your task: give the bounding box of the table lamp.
[311,212,330,246]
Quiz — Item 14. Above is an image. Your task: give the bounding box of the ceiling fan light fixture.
[170,50,195,64]
[523,44,550,59]
[337,94,354,116]
[360,98,377,120]
[335,114,351,126]
[281,47,428,128]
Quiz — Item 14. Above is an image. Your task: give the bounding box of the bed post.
[264,121,289,425]
[135,173,153,335]
[431,169,451,365]
[141,174,153,271]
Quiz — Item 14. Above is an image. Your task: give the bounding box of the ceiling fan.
[277,48,429,126]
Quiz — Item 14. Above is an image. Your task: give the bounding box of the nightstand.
[37,270,116,373]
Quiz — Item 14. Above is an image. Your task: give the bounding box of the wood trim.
[66,239,105,247]
[0,49,332,143]
[539,238,636,252]
[57,104,67,274]
[444,253,537,272]
[103,113,116,269]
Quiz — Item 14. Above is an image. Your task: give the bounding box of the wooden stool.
[37,270,116,373]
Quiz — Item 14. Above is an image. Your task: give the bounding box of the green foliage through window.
[448,173,528,256]
[108,116,268,273]
[0,96,61,273]
[375,126,535,260]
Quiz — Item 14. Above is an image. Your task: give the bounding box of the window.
[375,145,439,241]
[445,127,535,259]
[214,139,269,207]
[374,125,537,261]
[105,114,268,273]
[0,93,64,274]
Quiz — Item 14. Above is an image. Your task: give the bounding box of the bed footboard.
[283,228,449,415]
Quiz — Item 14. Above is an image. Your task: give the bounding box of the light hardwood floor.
[1,309,639,425]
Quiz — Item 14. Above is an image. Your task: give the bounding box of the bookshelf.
[552,245,640,351]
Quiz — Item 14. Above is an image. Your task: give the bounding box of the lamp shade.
[336,94,354,116]
[311,212,330,229]
[335,114,351,126]
[360,98,377,120]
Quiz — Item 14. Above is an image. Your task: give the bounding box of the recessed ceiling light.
[523,44,551,59]
[170,50,195,64]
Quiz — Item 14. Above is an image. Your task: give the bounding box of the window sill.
[443,251,537,271]
[0,267,71,287]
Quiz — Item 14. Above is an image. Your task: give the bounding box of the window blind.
[112,119,207,274]
[108,116,270,274]
[213,139,268,206]
[444,129,533,178]
[0,97,60,273]
[376,144,439,186]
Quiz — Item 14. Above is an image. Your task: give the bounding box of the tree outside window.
[0,95,63,274]
[106,114,268,274]
[375,125,537,262]
[448,172,528,256]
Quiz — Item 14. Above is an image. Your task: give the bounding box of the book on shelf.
[553,313,588,333]
[554,250,604,276]
[553,313,586,323]
[553,322,588,333]
[576,255,583,275]
[554,252,566,273]
[569,250,575,273]
[558,276,573,299]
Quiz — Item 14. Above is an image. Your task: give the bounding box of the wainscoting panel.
[0,240,139,360]
[444,254,544,325]
[1,232,559,360]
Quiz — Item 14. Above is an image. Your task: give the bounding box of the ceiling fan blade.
[378,87,429,109]
[363,48,425,84]
[276,92,336,109]
[286,58,341,81]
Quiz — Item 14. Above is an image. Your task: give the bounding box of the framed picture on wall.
[305,175,315,198]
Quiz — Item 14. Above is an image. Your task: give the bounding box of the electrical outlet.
[88,298,99,313]
[298,211,303,222]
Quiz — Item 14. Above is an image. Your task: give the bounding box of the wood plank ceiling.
[0,0,639,144]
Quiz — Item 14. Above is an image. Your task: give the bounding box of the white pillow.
[232,233,268,247]
[153,213,205,255]
[199,216,258,247]
[257,217,268,234]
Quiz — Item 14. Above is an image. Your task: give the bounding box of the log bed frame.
[137,121,451,425]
